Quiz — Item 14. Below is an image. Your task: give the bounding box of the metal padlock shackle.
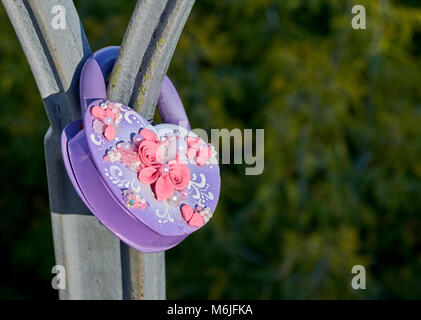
[79,46,190,128]
[62,46,220,252]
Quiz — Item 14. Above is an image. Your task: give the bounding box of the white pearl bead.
[133,134,143,143]
[104,117,113,124]
[167,191,181,206]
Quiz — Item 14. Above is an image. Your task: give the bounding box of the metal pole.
[2,0,128,299]
[108,0,195,300]
[108,0,196,120]
[2,0,194,300]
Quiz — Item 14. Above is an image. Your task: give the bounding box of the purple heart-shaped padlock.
[61,46,220,252]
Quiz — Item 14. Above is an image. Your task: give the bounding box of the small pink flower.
[186,136,212,166]
[91,103,121,140]
[196,146,212,166]
[180,204,213,227]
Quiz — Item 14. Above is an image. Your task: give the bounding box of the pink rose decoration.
[138,156,191,201]
[167,160,191,190]
[137,128,163,167]
[138,140,162,167]
[109,128,193,201]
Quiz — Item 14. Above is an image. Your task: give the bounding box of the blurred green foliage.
[1,0,421,299]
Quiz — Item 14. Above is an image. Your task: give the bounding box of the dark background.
[1,0,421,299]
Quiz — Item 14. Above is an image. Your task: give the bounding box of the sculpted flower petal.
[181,204,194,222]
[138,166,159,184]
[186,147,198,160]
[140,128,158,141]
[196,147,211,166]
[104,125,116,141]
[188,212,204,227]
[91,105,105,119]
[154,175,175,200]
[92,119,104,134]
[186,136,200,148]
